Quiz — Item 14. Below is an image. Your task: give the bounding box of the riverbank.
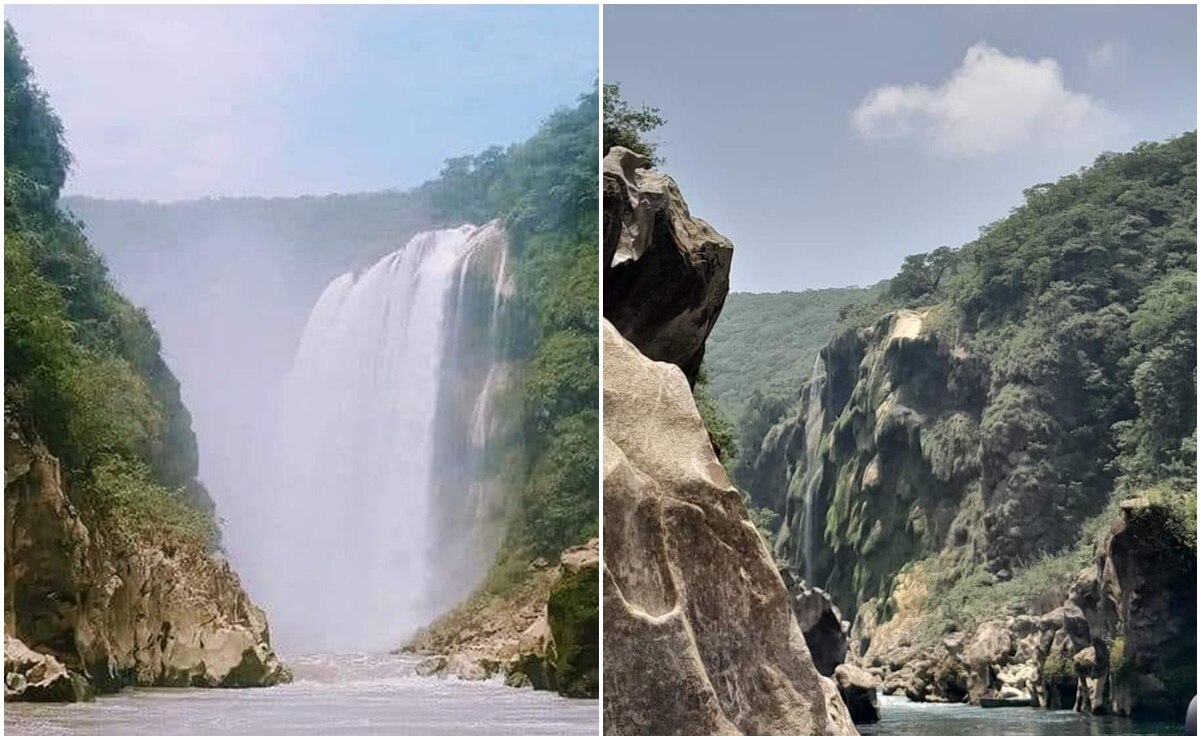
[4,654,597,735]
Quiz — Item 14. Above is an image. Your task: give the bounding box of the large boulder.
[5,635,92,702]
[4,422,289,697]
[602,147,733,384]
[834,664,880,724]
[780,567,850,677]
[602,321,855,735]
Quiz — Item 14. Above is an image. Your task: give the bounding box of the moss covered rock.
[546,539,598,698]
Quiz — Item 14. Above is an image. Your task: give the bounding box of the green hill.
[704,285,882,422]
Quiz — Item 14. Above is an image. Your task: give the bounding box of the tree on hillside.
[4,21,71,203]
[603,82,666,165]
[889,245,959,301]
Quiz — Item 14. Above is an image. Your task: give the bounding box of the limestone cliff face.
[4,422,288,700]
[401,539,599,700]
[602,322,855,735]
[751,307,1195,717]
[602,147,733,385]
[765,309,989,620]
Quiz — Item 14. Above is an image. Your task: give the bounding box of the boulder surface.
[602,321,855,735]
[602,147,733,384]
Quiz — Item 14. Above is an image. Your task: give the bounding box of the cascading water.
[247,222,512,655]
[798,354,827,585]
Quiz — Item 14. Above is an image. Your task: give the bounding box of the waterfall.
[798,354,827,584]
[249,222,512,654]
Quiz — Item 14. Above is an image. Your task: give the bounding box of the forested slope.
[737,131,1196,718]
[4,22,286,699]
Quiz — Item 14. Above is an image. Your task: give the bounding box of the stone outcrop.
[602,320,855,735]
[402,539,599,700]
[1034,495,1196,718]
[834,664,881,724]
[5,635,92,702]
[781,566,851,677]
[545,539,599,698]
[4,422,288,700]
[851,494,1194,720]
[602,146,733,385]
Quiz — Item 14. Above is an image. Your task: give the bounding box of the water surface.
[859,694,1185,736]
[5,654,597,736]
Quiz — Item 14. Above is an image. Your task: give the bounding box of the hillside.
[705,286,881,422]
[741,132,1196,718]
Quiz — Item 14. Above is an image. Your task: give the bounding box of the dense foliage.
[602,82,665,165]
[705,286,878,424]
[428,87,600,563]
[734,133,1195,636]
[4,23,217,548]
[951,135,1197,495]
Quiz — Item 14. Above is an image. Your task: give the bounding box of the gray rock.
[602,148,733,385]
[602,322,855,735]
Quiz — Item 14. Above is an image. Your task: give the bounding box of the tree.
[889,245,958,301]
[603,82,666,165]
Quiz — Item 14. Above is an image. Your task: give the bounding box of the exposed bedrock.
[404,539,599,700]
[601,321,855,735]
[852,495,1194,718]
[4,422,289,701]
[602,147,733,385]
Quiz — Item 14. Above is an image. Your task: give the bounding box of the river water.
[860,694,1185,736]
[4,654,597,735]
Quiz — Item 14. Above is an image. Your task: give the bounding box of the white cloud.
[1087,41,1117,71]
[5,6,332,200]
[852,43,1121,157]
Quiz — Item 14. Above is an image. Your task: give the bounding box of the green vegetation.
[4,23,215,549]
[602,82,666,164]
[705,287,879,424]
[546,564,600,698]
[427,86,599,566]
[880,133,1195,631]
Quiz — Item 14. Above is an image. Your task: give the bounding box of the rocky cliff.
[4,421,289,700]
[401,539,599,699]
[602,146,733,385]
[601,147,853,734]
[603,323,854,735]
[737,134,1197,720]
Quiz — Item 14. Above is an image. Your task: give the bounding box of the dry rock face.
[602,321,855,735]
[4,423,288,700]
[602,147,733,385]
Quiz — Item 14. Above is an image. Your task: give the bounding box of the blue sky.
[604,5,1197,292]
[6,5,598,200]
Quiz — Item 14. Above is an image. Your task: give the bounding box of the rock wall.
[602,322,855,735]
[750,304,1195,719]
[765,309,988,620]
[4,422,288,700]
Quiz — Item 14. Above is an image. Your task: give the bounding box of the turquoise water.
[4,654,597,736]
[859,694,1186,736]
